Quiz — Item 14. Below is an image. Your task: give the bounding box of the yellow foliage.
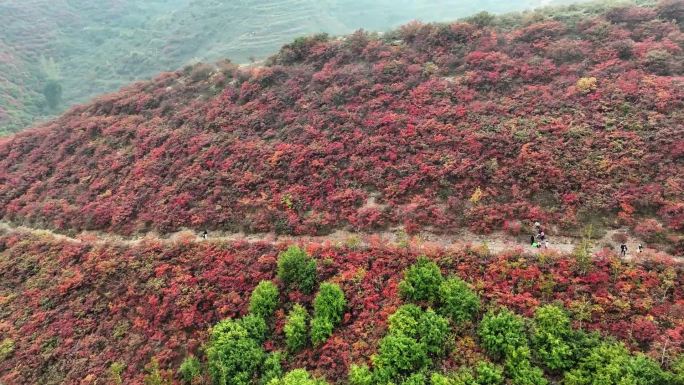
[469,186,484,204]
[576,77,597,94]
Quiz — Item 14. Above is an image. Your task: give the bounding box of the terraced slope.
[0,0,578,134]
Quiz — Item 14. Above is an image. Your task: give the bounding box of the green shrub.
[0,338,15,361]
[564,342,667,385]
[673,356,684,385]
[399,257,444,303]
[311,317,335,346]
[277,246,317,294]
[372,334,429,383]
[207,319,265,385]
[504,346,547,385]
[438,277,480,324]
[402,372,427,385]
[388,305,449,355]
[429,373,452,385]
[250,280,280,319]
[261,351,284,385]
[474,361,504,385]
[313,283,346,325]
[348,364,373,385]
[109,361,125,385]
[144,358,173,385]
[311,282,346,345]
[531,305,574,371]
[239,314,268,343]
[478,309,527,360]
[388,304,423,337]
[417,308,450,356]
[268,368,329,385]
[179,356,201,384]
[284,304,309,352]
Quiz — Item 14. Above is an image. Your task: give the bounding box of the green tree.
[206,319,265,385]
[564,342,668,385]
[399,257,444,303]
[239,314,268,343]
[144,358,173,385]
[313,283,346,325]
[261,351,284,385]
[277,246,317,294]
[478,309,527,360]
[43,79,63,110]
[311,317,335,346]
[388,304,449,355]
[372,334,429,384]
[531,305,574,371]
[284,304,309,352]
[504,346,548,385]
[438,277,480,324]
[250,280,280,319]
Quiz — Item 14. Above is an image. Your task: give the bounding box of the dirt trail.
[2,220,677,263]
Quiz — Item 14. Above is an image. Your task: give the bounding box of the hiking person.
[540,231,546,242]
[544,240,550,249]
[638,243,643,253]
[530,235,535,246]
[202,230,208,240]
[620,243,627,257]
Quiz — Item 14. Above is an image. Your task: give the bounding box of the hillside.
[1,1,682,251]
[0,0,572,135]
[0,228,682,384]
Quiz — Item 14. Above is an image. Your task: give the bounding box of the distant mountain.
[0,0,579,134]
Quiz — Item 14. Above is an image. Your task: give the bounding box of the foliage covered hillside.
[0,230,682,384]
[1,2,682,249]
[0,0,566,135]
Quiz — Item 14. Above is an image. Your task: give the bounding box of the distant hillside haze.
[0,0,581,134]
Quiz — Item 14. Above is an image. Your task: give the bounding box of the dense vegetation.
[0,0,567,134]
[0,230,681,384]
[1,1,681,252]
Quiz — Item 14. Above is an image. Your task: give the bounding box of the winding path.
[2,220,678,263]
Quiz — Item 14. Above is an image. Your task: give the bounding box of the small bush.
[143,358,173,385]
[250,280,280,319]
[109,361,125,385]
[313,283,346,325]
[438,277,480,324]
[478,309,527,360]
[268,368,330,385]
[179,356,201,384]
[348,364,373,385]
[399,257,444,303]
[0,338,15,361]
[402,372,427,385]
[575,77,597,94]
[429,373,451,385]
[311,317,335,346]
[277,246,317,294]
[388,304,423,337]
[284,304,309,352]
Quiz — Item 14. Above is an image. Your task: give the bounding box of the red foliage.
[0,231,681,384]
[0,5,681,239]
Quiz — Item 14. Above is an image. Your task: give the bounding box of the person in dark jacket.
[620,243,628,257]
